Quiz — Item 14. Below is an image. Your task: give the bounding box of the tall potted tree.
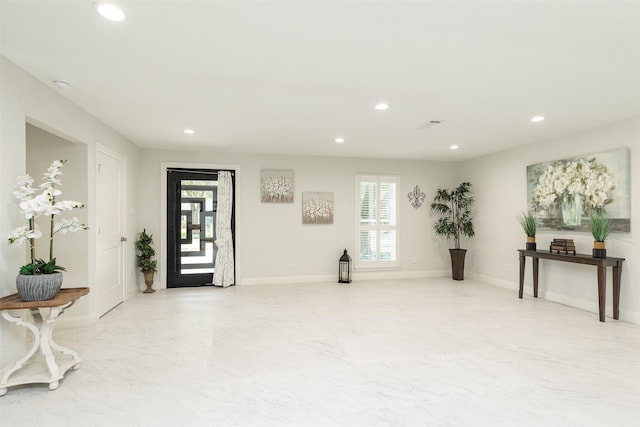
[431,182,475,280]
[135,229,157,293]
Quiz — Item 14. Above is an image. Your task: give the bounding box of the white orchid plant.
[7,160,87,275]
[532,157,614,212]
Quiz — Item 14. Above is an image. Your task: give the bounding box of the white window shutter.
[356,175,399,269]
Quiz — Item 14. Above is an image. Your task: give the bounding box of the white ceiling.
[1,1,639,161]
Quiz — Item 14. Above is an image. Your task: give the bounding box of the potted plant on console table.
[590,210,612,259]
[430,182,475,281]
[518,211,537,251]
[7,160,87,301]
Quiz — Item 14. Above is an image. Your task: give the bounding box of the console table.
[0,287,89,396]
[518,250,624,322]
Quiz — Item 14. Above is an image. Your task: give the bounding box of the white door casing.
[96,145,126,316]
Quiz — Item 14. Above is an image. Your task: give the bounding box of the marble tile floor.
[1,278,639,427]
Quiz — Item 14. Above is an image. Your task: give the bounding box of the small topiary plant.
[135,229,157,273]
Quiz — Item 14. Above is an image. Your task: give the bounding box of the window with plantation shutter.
[356,175,399,269]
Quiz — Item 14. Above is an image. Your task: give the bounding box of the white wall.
[136,150,459,287]
[0,56,141,368]
[462,116,640,323]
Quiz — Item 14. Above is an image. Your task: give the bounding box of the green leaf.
[518,212,537,237]
[17,258,65,275]
[590,211,613,242]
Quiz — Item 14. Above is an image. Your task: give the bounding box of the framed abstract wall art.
[526,147,630,232]
[302,192,334,224]
[261,169,294,203]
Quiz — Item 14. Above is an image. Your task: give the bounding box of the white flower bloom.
[8,225,30,245]
[55,200,84,211]
[19,198,48,219]
[16,175,34,187]
[54,217,87,235]
[532,157,614,212]
[13,175,37,202]
[27,228,42,239]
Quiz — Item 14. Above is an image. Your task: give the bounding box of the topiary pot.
[143,271,156,293]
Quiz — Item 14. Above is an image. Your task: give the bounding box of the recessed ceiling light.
[449,145,459,150]
[53,80,72,89]
[375,103,389,111]
[94,3,126,22]
[531,115,545,123]
[184,129,195,135]
[334,137,345,144]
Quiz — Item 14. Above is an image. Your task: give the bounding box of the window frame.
[355,174,400,270]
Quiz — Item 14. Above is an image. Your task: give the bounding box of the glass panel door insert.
[180,179,217,275]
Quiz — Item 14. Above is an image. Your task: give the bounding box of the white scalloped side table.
[0,287,89,396]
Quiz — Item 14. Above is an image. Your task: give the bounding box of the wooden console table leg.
[613,261,622,320]
[533,258,539,298]
[519,252,525,299]
[597,263,606,322]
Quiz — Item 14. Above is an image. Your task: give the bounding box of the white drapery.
[213,171,235,287]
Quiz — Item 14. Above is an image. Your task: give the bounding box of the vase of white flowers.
[7,160,87,301]
[561,193,583,227]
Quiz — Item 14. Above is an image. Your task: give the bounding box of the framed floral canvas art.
[261,169,294,203]
[302,192,334,224]
[526,148,630,232]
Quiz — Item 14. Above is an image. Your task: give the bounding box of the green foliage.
[590,210,613,242]
[135,229,158,273]
[19,258,66,275]
[430,182,475,249]
[518,212,537,237]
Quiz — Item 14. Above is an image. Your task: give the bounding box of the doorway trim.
[160,162,240,290]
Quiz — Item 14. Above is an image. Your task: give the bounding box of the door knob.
[121,237,127,242]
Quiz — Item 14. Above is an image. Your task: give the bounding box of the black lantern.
[338,249,352,283]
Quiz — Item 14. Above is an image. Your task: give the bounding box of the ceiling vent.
[418,120,445,129]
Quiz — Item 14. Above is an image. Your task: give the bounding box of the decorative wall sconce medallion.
[408,185,426,209]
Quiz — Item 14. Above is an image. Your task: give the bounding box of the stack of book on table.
[549,238,576,255]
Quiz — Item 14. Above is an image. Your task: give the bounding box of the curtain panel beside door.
[213,171,235,287]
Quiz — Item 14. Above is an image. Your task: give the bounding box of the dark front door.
[166,168,234,287]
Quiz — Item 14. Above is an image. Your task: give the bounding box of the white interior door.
[96,146,126,316]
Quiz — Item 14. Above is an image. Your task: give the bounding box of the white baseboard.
[241,270,447,286]
[240,274,335,286]
[469,273,519,292]
[542,289,640,324]
[619,309,640,325]
[469,273,640,325]
[354,269,448,281]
